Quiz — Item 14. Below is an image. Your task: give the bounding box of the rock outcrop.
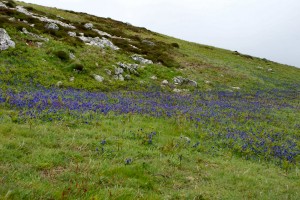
[45,23,59,31]
[0,28,15,51]
[22,28,49,42]
[117,62,139,75]
[78,36,119,50]
[93,74,104,82]
[131,54,153,64]
[173,76,197,87]
[84,23,93,30]
[16,6,76,29]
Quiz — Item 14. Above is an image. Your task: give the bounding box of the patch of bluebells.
[0,85,299,164]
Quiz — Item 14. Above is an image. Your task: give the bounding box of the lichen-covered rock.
[0,28,15,51]
[131,54,153,64]
[118,62,139,75]
[45,23,59,31]
[115,67,124,75]
[78,36,119,50]
[0,2,7,8]
[114,74,124,81]
[162,80,169,85]
[84,23,93,30]
[22,28,49,42]
[68,32,76,37]
[69,53,76,60]
[173,76,197,87]
[16,6,76,29]
[125,74,131,80]
[105,69,112,75]
[93,74,104,82]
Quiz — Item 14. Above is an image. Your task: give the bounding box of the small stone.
[69,53,76,60]
[268,68,273,72]
[173,89,182,93]
[69,77,75,82]
[56,81,63,87]
[232,87,240,90]
[150,76,157,80]
[0,28,15,51]
[125,74,131,80]
[36,42,43,48]
[0,2,7,8]
[162,80,169,85]
[93,74,104,82]
[205,80,211,84]
[68,32,76,37]
[105,69,112,75]
[79,33,84,36]
[115,67,124,75]
[45,23,59,31]
[84,23,93,30]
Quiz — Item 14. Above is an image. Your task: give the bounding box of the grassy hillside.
[0,1,299,199]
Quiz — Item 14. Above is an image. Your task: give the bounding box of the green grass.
[0,111,299,199]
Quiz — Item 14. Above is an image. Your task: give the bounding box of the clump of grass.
[5,0,17,8]
[171,42,180,48]
[55,50,69,61]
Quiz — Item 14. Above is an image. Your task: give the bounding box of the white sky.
[19,0,300,68]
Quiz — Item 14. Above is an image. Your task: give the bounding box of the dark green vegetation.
[0,0,300,199]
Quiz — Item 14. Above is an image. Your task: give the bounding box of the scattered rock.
[124,74,131,80]
[114,74,124,81]
[69,77,75,82]
[78,36,119,50]
[142,40,155,46]
[150,76,157,80]
[257,66,263,69]
[69,53,76,60]
[268,68,273,72]
[56,81,63,87]
[162,80,169,85]
[45,23,59,31]
[205,80,211,84]
[173,88,189,93]
[84,23,93,30]
[173,76,197,87]
[36,42,43,48]
[93,74,104,82]
[79,33,84,36]
[16,6,76,29]
[0,28,15,51]
[105,69,112,75]
[92,29,112,37]
[117,62,139,75]
[232,87,241,90]
[115,67,124,75]
[68,32,76,37]
[22,28,49,42]
[8,17,15,21]
[131,54,153,64]
[0,2,7,8]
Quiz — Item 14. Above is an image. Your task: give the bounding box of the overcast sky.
[20,0,300,68]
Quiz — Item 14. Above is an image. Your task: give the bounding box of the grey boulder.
[0,28,15,51]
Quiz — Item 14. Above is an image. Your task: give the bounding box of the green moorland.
[0,0,300,199]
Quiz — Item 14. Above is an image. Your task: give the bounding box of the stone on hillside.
[68,31,76,37]
[205,80,211,84]
[114,74,124,81]
[56,81,63,87]
[115,67,124,75]
[151,76,157,80]
[125,74,131,80]
[131,54,153,64]
[117,62,139,75]
[84,23,93,30]
[268,68,273,72]
[93,74,104,82]
[173,76,197,87]
[79,33,84,36]
[69,53,76,60]
[36,42,43,48]
[22,28,49,42]
[232,87,240,90]
[69,77,75,82]
[0,28,15,51]
[45,23,59,31]
[79,36,119,50]
[162,80,169,85]
[0,2,7,8]
[105,69,112,75]
[16,6,76,29]
[9,17,15,21]
[93,29,112,37]
[142,40,155,46]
